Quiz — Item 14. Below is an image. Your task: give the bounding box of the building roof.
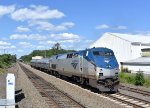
[108,33,150,44]
[90,32,150,48]
[122,57,150,65]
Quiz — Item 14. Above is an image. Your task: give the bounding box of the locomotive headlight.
[115,68,120,72]
[100,68,103,72]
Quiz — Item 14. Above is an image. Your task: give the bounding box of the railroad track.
[119,84,150,97]
[20,64,150,108]
[102,92,150,108]
[20,64,85,108]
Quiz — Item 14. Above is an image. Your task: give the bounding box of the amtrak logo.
[71,60,78,69]
[104,58,110,63]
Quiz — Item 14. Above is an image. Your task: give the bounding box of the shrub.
[134,72,145,86]
[126,75,135,84]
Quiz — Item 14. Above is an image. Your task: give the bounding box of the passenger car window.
[67,54,73,58]
[73,53,78,58]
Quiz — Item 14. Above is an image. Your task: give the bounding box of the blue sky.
[0,0,150,58]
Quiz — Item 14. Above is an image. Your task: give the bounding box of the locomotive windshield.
[93,51,114,56]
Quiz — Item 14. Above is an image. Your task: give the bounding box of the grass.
[144,78,150,87]
[119,72,135,84]
[0,68,5,74]
[119,72,150,87]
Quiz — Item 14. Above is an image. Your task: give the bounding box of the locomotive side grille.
[99,73,103,77]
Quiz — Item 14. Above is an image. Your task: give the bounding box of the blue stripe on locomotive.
[77,47,119,69]
[56,47,119,69]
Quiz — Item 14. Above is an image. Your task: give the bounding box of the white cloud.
[29,34,47,40]
[85,40,94,43]
[19,41,31,45]
[96,24,109,29]
[116,26,127,30]
[29,20,74,31]
[39,40,56,45]
[0,41,11,45]
[10,34,28,40]
[134,31,150,36]
[0,45,16,50]
[50,33,80,40]
[55,22,74,31]
[0,5,15,17]
[29,20,54,31]
[10,45,16,49]
[36,45,45,49]
[16,26,30,32]
[10,34,47,41]
[17,49,24,52]
[47,40,56,44]
[59,39,80,43]
[18,42,33,48]
[0,41,16,50]
[11,5,64,21]
[96,24,127,30]
[50,33,81,43]
[61,22,74,28]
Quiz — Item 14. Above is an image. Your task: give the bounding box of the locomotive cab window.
[67,53,73,58]
[93,51,113,56]
[93,51,104,56]
[105,52,114,56]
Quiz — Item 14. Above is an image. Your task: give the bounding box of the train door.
[83,50,89,75]
[49,60,52,70]
[79,55,83,73]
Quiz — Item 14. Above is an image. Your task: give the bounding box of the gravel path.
[0,65,19,99]
[0,73,6,99]
[17,63,49,108]
[0,63,50,108]
[20,62,125,108]
[0,64,20,107]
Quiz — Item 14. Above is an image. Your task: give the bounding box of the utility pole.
[4,49,5,54]
[45,50,46,58]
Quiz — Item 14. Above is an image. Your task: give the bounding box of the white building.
[122,57,150,75]
[32,56,43,60]
[90,32,150,74]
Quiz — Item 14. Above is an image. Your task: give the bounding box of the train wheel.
[84,79,89,85]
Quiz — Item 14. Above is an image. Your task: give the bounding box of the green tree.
[0,54,16,68]
[134,72,145,86]
[20,43,76,62]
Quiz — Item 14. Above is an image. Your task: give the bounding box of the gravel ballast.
[21,63,125,108]
[17,63,50,108]
[119,83,150,103]
[0,73,7,99]
[120,83,150,93]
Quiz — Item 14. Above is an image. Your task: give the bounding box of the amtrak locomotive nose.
[91,48,119,91]
[83,48,119,91]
